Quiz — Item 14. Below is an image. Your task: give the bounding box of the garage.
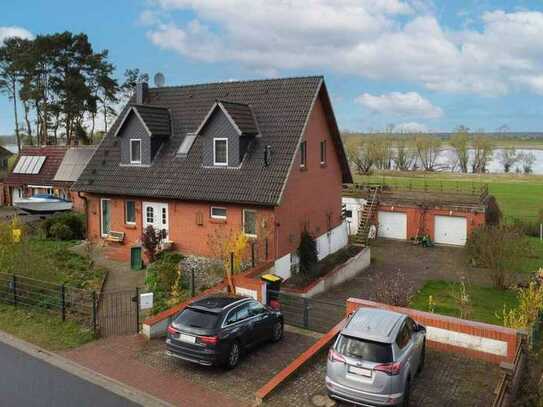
[377,211,407,240]
[434,215,467,246]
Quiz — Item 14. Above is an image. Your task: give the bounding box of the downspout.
[78,191,89,240]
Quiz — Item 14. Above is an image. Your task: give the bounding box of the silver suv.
[326,308,426,406]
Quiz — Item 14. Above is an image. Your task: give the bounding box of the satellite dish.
[154,72,166,88]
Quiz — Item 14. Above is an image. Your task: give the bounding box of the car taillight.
[167,325,177,335]
[197,335,218,346]
[374,361,402,376]
[328,348,346,364]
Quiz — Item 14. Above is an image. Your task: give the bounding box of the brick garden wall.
[346,298,520,364]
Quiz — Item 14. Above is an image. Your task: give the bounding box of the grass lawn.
[0,303,94,351]
[410,280,518,326]
[521,237,543,273]
[355,171,543,221]
[0,239,106,290]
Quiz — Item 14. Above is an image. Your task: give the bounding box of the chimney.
[135,81,148,104]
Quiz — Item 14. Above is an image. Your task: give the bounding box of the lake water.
[4,144,543,174]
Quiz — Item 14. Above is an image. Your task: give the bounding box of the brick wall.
[84,193,276,262]
[377,205,486,241]
[346,298,520,365]
[274,92,344,259]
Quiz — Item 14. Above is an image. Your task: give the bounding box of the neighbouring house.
[0,145,14,205]
[343,183,494,246]
[72,76,353,279]
[3,145,96,211]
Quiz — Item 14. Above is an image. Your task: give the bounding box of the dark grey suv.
[166,295,283,369]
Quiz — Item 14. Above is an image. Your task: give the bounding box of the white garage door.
[378,211,407,240]
[434,216,467,246]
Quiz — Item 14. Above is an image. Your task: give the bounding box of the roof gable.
[113,105,171,138]
[73,76,350,205]
[195,101,258,137]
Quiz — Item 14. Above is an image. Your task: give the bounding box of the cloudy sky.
[2,0,543,135]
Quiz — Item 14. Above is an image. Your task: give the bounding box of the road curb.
[0,330,174,407]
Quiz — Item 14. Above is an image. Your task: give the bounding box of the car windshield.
[175,308,219,329]
[336,335,393,363]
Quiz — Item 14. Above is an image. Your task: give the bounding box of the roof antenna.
[154,72,166,88]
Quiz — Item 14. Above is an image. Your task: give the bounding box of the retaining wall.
[347,298,520,364]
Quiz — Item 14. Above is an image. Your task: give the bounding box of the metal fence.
[0,271,97,333]
[273,290,345,334]
[98,288,142,337]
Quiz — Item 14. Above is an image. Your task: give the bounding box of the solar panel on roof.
[12,155,47,174]
[12,156,28,173]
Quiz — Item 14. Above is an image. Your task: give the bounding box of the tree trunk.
[22,100,32,142]
[11,78,21,154]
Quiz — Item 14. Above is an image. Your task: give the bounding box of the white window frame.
[213,138,228,166]
[130,139,142,164]
[300,140,307,168]
[100,198,111,238]
[243,209,257,238]
[210,206,227,220]
[125,200,136,225]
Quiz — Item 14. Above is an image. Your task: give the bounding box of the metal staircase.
[352,186,381,246]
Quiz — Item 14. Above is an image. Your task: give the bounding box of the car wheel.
[417,341,426,375]
[225,341,241,370]
[271,321,283,342]
[402,379,411,407]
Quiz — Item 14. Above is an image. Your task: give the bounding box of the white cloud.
[143,2,543,96]
[392,122,428,132]
[355,91,443,118]
[0,26,33,43]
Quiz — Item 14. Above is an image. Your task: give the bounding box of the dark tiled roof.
[219,101,258,135]
[132,105,171,137]
[4,146,70,187]
[73,76,352,206]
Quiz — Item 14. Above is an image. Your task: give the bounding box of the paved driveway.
[264,349,501,407]
[314,239,489,305]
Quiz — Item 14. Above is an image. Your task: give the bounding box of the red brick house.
[4,145,95,212]
[72,76,352,278]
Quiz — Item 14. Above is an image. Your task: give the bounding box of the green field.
[355,172,543,221]
[410,280,518,326]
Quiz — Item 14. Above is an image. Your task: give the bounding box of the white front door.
[143,202,169,238]
[434,216,467,246]
[377,211,407,240]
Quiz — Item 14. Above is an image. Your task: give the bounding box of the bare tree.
[394,135,416,171]
[346,135,380,175]
[414,134,441,171]
[449,126,470,173]
[471,135,494,173]
[519,152,536,174]
[497,148,518,173]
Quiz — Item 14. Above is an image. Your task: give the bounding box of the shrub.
[49,223,74,241]
[297,230,318,275]
[142,225,161,262]
[499,281,543,329]
[145,251,187,314]
[466,224,533,289]
[42,212,85,241]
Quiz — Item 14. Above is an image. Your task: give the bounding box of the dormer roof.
[114,105,171,138]
[196,101,259,136]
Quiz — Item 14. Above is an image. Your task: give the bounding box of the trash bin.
[261,273,282,307]
[130,246,143,271]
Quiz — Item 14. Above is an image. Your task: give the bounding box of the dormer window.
[130,139,142,164]
[214,138,228,166]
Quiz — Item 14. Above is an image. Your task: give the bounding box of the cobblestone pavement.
[137,326,319,405]
[264,349,501,407]
[314,239,492,305]
[62,335,242,407]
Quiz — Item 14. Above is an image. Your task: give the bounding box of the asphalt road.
[0,340,141,407]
